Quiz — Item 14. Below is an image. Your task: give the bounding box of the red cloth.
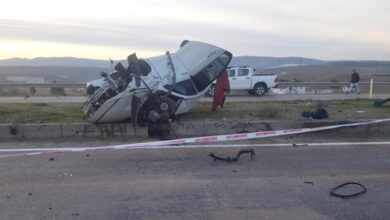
[212,70,230,110]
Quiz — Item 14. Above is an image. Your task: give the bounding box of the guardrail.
[277,81,390,87]
[0,83,85,88]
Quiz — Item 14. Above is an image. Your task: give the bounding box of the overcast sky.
[0,0,389,60]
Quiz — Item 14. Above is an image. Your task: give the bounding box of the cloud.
[0,0,390,60]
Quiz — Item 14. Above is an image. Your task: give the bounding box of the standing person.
[348,69,360,94]
[212,70,230,111]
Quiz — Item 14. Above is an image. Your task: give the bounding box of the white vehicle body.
[83,41,232,123]
[86,73,118,95]
[206,66,278,96]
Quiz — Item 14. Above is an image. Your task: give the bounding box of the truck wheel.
[252,83,267,96]
[205,84,215,97]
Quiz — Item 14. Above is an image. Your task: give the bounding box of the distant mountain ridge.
[1,56,388,83]
[229,56,326,69]
[0,57,113,68]
[0,56,326,69]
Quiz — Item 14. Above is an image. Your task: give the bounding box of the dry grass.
[0,99,388,124]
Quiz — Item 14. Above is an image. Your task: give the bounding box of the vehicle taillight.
[274,76,279,82]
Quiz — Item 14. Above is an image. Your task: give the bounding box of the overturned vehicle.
[83,41,232,130]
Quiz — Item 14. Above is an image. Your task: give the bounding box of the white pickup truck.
[206,66,278,96]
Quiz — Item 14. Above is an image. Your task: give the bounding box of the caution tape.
[0,118,389,159]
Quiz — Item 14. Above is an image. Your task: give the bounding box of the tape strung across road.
[0,118,389,159]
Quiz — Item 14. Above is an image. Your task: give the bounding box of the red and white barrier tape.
[0,118,389,159]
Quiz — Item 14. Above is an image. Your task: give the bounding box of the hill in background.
[0,56,389,83]
[266,61,390,82]
[0,57,112,68]
[229,56,326,68]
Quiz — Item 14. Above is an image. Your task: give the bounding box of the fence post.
[369,78,373,99]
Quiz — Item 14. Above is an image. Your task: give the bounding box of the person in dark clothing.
[348,69,360,94]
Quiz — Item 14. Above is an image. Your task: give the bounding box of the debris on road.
[9,125,17,136]
[301,108,328,119]
[329,182,367,198]
[209,149,255,162]
[374,97,390,107]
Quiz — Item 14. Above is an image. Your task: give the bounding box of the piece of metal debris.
[9,125,17,136]
[329,182,367,198]
[209,149,255,162]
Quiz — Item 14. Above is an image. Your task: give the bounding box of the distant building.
[6,76,44,83]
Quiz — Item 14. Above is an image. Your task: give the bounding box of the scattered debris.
[356,111,365,114]
[304,181,314,185]
[28,193,32,196]
[71,213,80,217]
[9,125,18,136]
[293,143,308,147]
[209,149,255,162]
[374,97,390,107]
[329,182,367,198]
[86,154,90,157]
[301,108,328,119]
[49,157,55,161]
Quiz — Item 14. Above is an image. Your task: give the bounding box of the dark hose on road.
[329,182,367,198]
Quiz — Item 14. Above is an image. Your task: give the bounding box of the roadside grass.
[181,99,390,121]
[0,103,87,123]
[0,99,388,123]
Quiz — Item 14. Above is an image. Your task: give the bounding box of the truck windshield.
[191,51,232,92]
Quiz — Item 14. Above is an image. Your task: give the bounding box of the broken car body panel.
[83,41,232,124]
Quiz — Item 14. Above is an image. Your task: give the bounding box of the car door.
[234,68,251,89]
[227,69,239,90]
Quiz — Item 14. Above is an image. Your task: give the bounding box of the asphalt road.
[1,140,390,219]
[0,93,389,103]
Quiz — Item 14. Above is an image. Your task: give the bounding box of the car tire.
[86,85,97,95]
[205,84,215,97]
[252,83,267,96]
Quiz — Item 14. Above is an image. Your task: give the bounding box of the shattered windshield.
[191,52,232,92]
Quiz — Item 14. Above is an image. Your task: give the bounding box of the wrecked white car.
[83,41,232,129]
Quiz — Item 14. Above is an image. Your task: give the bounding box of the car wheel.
[205,84,215,97]
[86,85,97,95]
[252,83,267,96]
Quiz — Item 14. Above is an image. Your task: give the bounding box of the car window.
[237,69,249,77]
[164,79,197,96]
[191,52,232,92]
[228,69,236,77]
